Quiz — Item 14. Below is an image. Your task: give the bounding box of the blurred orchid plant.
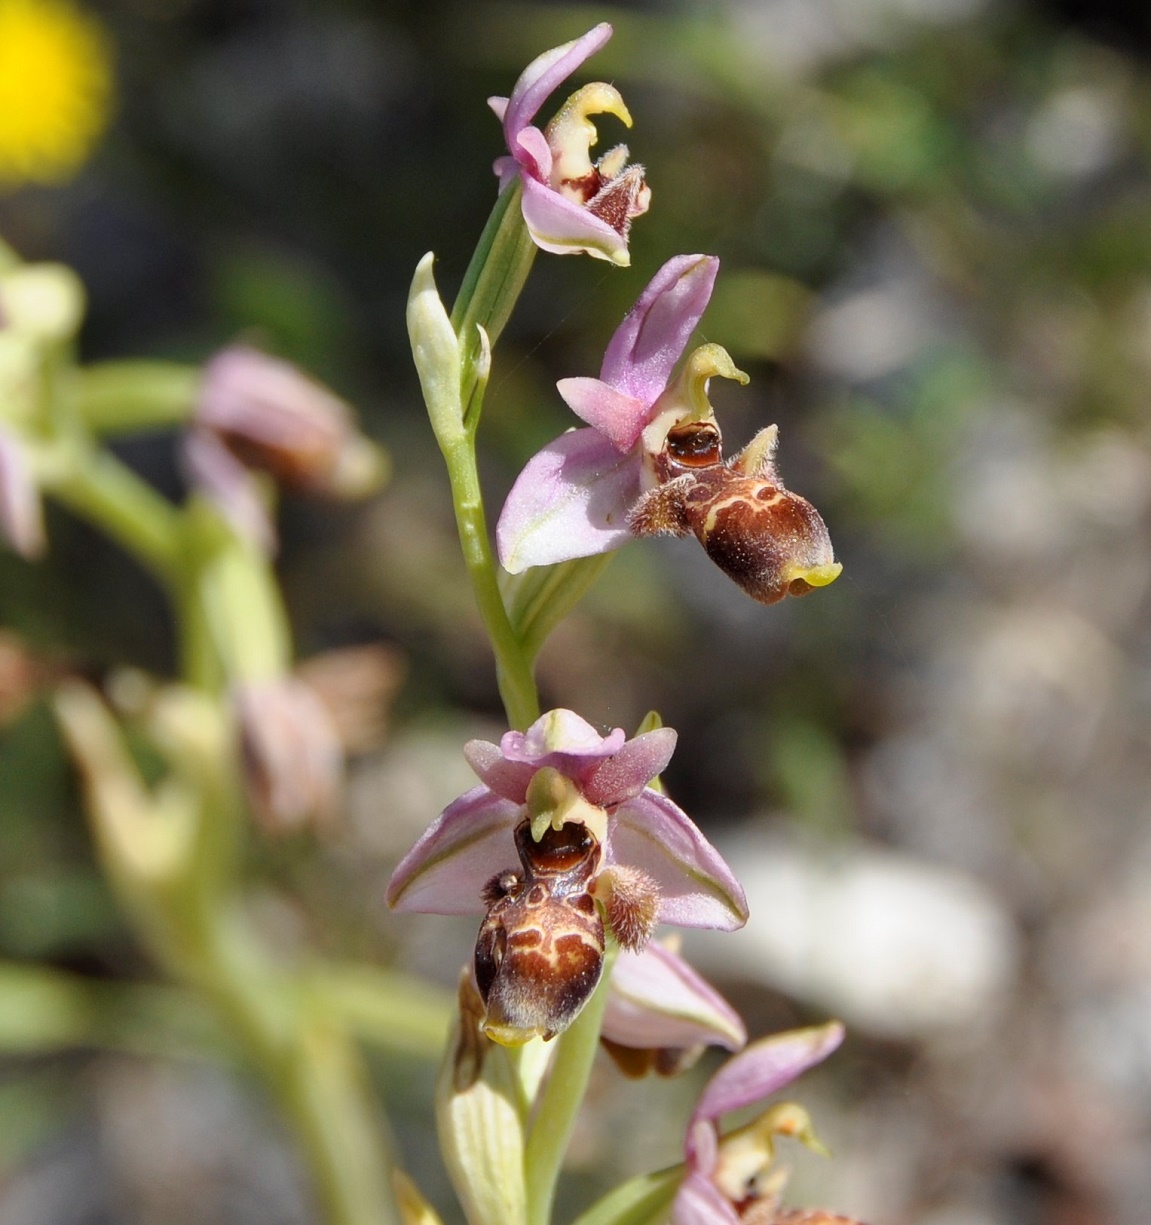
[0,20,860,1225]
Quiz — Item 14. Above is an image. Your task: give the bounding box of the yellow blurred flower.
[0,0,113,190]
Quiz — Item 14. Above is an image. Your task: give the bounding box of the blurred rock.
[692,829,1018,1040]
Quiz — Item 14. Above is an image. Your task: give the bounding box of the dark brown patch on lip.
[474,818,606,1041]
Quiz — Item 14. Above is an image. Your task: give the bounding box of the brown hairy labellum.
[474,819,605,1045]
[628,421,840,606]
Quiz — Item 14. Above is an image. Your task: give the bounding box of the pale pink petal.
[497,710,626,790]
[487,95,509,123]
[607,792,748,931]
[556,377,648,451]
[197,345,353,443]
[508,708,622,759]
[497,428,639,573]
[688,1023,846,1140]
[671,1169,739,1225]
[500,23,614,147]
[462,738,536,803]
[519,174,631,262]
[385,787,521,914]
[583,727,677,807]
[513,125,553,181]
[603,942,746,1052]
[600,255,719,400]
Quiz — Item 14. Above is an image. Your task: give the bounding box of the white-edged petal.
[385,787,521,914]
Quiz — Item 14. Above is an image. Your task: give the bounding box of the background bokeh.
[3,0,1151,1222]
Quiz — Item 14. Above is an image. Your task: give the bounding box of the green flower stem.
[451,180,538,415]
[76,361,201,434]
[434,180,545,728]
[524,942,619,1225]
[567,1167,681,1225]
[44,420,394,1225]
[182,502,295,692]
[152,709,396,1225]
[185,907,396,1225]
[41,442,184,586]
[440,432,540,730]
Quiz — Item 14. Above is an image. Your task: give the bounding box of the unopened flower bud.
[0,262,85,342]
[434,971,529,1225]
[407,252,464,443]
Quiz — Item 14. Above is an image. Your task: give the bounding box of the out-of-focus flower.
[183,428,277,553]
[1,259,87,425]
[490,22,649,264]
[0,424,45,557]
[498,254,718,571]
[387,709,747,1044]
[190,346,386,500]
[0,0,113,190]
[0,630,60,725]
[296,642,406,756]
[601,939,746,1078]
[673,1022,850,1225]
[235,676,344,833]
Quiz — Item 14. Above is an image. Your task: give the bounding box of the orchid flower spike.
[489,23,650,264]
[674,1022,855,1225]
[386,709,747,1045]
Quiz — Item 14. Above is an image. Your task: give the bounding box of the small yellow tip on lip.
[785,561,843,591]
[482,1022,546,1048]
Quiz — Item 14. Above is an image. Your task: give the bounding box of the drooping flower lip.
[496,254,719,573]
[385,709,747,932]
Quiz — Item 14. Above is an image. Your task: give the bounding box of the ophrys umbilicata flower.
[386,709,747,1045]
[497,252,842,605]
[674,1022,849,1225]
[490,22,650,265]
